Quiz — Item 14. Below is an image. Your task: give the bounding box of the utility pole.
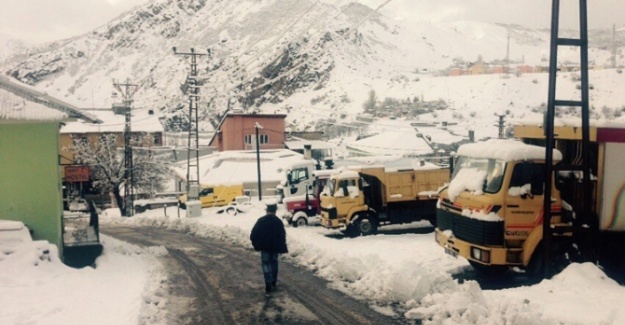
[255,122,263,201]
[611,24,617,69]
[113,78,139,217]
[495,114,506,139]
[505,30,511,78]
[174,47,211,217]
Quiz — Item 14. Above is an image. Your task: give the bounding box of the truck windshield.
[288,167,309,184]
[452,157,507,194]
[322,179,335,196]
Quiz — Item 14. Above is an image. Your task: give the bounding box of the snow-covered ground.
[2,202,624,324]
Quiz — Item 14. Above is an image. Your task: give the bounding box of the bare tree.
[70,133,172,214]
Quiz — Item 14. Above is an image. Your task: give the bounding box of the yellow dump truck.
[435,125,625,278]
[178,183,244,209]
[319,163,449,236]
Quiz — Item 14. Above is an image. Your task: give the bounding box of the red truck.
[281,170,334,227]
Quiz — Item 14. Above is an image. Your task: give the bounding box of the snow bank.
[0,234,168,325]
[97,200,625,325]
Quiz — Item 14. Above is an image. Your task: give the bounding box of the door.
[334,179,360,221]
[504,162,545,240]
[199,187,216,207]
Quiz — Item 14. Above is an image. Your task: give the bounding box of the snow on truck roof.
[338,170,361,179]
[312,169,337,177]
[457,139,562,162]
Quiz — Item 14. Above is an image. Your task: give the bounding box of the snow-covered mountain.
[2,0,624,139]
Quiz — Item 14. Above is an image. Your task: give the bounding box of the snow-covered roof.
[60,109,163,134]
[173,149,307,184]
[346,131,434,156]
[0,88,67,121]
[0,75,100,123]
[337,170,360,179]
[457,139,562,161]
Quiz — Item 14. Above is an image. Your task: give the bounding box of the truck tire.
[354,216,377,236]
[291,211,308,227]
[225,206,238,216]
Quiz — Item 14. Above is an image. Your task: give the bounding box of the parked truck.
[282,169,334,227]
[319,163,450,236]
[276,159,319,202]
[435,125,625,278]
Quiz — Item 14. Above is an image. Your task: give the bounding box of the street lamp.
[255,122,263,201]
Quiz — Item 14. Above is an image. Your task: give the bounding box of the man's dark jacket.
[250,214,288,253]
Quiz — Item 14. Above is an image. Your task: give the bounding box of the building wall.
[217,115,286,151]
[0,121,63,254]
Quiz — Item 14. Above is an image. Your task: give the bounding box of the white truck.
[282,169,334,227]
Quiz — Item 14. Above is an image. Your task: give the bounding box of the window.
[288,167,309,184]
[244,134,269,145]
[335,179,359,197]
[153,134,160,145]
[200,188,214,197]
[510,162,544,189]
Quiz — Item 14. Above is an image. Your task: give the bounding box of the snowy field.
[2,202,624,325]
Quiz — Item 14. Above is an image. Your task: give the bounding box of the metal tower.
[543,0,592,276]
[173,48,211,196]
[113,78,139,216]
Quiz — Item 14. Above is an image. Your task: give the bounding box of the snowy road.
[103,225,407,325]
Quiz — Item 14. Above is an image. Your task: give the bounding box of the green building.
[0,120,65,254]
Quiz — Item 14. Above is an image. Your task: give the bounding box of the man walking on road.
[250,201,288,294]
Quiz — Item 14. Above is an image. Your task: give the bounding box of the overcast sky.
[0,0,623,45]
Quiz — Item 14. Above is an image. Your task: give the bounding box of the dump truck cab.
[319,169,368,234]
[435,139,571,274]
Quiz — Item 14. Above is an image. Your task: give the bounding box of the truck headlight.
[471,247,490,263]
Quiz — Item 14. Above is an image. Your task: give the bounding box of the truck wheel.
[291,211,308,227]
[355,217,377,236]
[294,217,308,227]
[225,206,238,216]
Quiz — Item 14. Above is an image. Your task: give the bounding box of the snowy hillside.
[1,0,624,141]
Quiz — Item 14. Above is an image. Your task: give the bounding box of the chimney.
[469,130,475,142]
[303,144,312,160]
